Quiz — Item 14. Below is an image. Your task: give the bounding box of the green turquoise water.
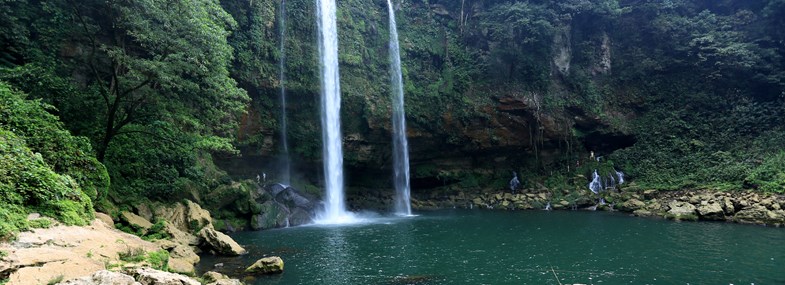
[199,210,785,284]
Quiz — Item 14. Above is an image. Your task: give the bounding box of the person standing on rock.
[509,172,520,194]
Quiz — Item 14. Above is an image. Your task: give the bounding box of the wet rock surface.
[411,188,785,226]
[245,256,284,275]
[250,184,318,230]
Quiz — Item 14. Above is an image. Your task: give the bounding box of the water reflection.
[198,210,785,285]
[319,226,353,283]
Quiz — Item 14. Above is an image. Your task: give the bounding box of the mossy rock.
[245,256,284,275]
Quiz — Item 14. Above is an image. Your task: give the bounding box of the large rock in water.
[245,256,284,275]
[251,184,318,230]
[198,227,247,256]
[697,201,725,220]
[251,201,289,230]
[667,201,697,220]
[618,199,646,212]
[733,205,785,225]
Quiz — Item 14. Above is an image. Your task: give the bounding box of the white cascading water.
[615,169,625,184]
[315,0,354,224]
[279,0,291,185]
[387,0,412,216]
[588,170,602,194]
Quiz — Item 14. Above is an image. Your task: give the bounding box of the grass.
[116,247,169,271]
[46,275,64,285]
[29,218,53,229]
[118,247,146,263]
[145,250,169,271]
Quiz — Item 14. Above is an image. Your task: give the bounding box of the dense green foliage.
[0,0,248,207]
[609,1,785,192]
[0,83,95,240]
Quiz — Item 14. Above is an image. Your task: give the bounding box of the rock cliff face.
[218,0,638,194]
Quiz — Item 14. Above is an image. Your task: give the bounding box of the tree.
[66,0,248,161]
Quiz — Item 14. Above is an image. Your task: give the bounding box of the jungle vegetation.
[1,0,784,238]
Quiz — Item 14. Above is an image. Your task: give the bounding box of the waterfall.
[588,170,602,194]
[387,0,411,216]
[315,0,353,223]
[615,169,625,185]
[279,0,290,185]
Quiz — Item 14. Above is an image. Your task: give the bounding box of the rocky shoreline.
[0,199,285,285]
[410,189,785,227]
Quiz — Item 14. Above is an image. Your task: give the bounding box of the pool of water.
[198,210,785,284]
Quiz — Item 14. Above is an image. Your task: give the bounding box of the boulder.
[267,183,287,197]
[166,258,195,276]
[58,270,139,285]
[667,201,697,220]
[251,201,289,230]
[198,227,247,256]
[136,204,154,221]
[154,239,179,251]
[163,222,200,246]
[153,203,188,232]
[185,200,212,231]
[733,205,785,225]
[166,244,200,275]
[646,199,663,212]
[127,267,200,285]
[618,199,646,212]
[632,209,653,217]
[169,245,199,265]
[245,256,284,275]
[152,200,210,234]
[697,201,725,220]
[121,211,153,232]
[208,182,251,211]
[276,187,318,212]
[289,208,314,226]
[514,202,532,210]
[95,213,115,228]
[202,271,243,285]
[722,197,736,214]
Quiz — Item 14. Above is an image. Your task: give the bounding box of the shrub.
[145,250,170,271]
[0,205,28,241]
[0,83,98,239]
[0,82,109,202]
[745,151,785,193]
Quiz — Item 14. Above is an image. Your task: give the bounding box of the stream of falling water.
[387,0,412,216]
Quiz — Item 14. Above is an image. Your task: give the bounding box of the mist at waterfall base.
[198,210,785,284]
[387,0,412,216]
